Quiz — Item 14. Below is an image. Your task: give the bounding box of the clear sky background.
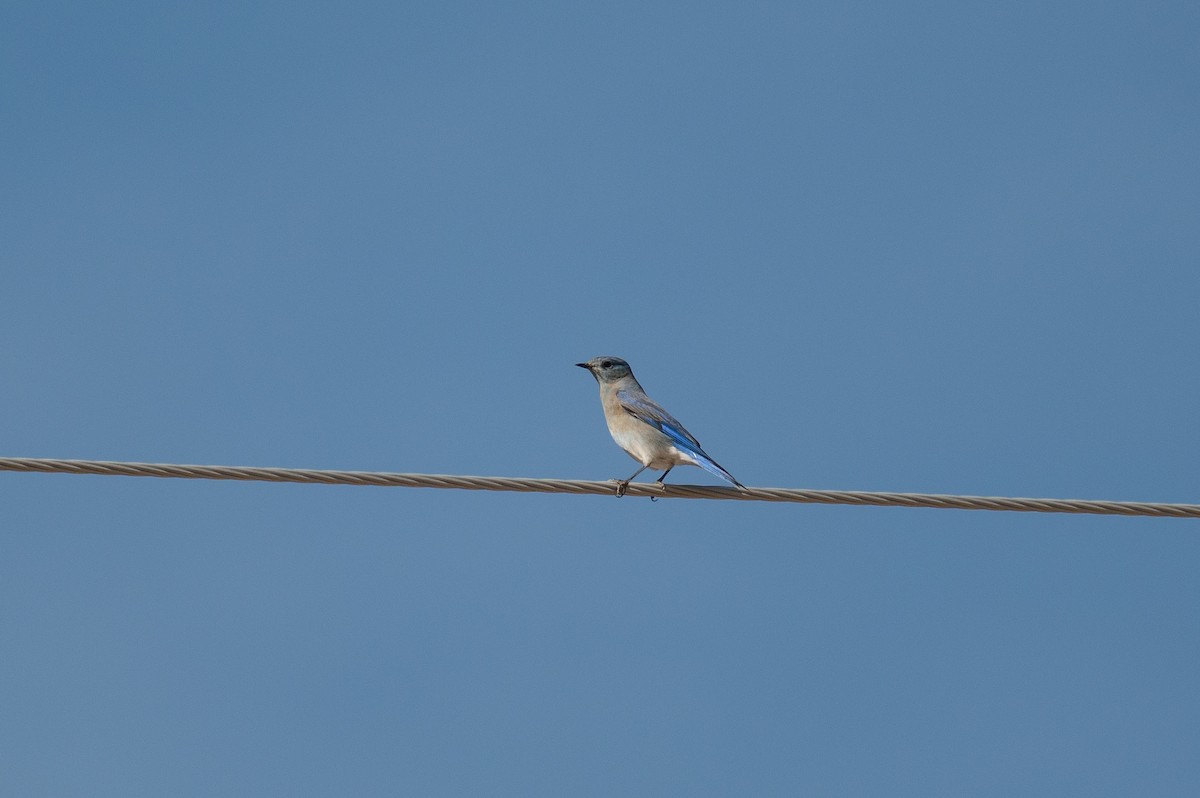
[3,2,1199,795]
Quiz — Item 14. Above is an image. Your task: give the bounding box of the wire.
[0,456,1196,519]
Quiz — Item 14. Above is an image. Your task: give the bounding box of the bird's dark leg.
[615,464,649,497]
[654,467,673,488]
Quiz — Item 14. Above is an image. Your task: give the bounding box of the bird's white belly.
[607,419,698,469]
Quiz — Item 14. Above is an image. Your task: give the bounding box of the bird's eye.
[600,360,613,368]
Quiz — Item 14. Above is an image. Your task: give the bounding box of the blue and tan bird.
[577,356,744,496]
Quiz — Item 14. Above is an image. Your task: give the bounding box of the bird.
[576,356,744,496]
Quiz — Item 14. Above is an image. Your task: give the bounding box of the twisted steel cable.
[1,457,1197,518]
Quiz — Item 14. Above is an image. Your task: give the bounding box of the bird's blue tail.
[693,452,745,490]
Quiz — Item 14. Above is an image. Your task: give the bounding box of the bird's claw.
[613,480,630,497]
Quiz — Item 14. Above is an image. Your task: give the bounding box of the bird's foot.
[613,479,630,497]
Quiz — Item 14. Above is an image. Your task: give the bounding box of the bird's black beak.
[575,362,592,371]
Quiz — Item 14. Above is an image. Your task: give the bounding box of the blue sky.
[3,1,1199,795]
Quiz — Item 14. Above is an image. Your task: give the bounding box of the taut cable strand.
[0,457,1197,519]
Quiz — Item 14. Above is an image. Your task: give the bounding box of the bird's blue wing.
[616,388,743,488]
[616,388,702,449]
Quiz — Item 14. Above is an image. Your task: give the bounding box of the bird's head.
[576,356,633,384]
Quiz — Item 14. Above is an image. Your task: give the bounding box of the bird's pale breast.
[606,412,698,469]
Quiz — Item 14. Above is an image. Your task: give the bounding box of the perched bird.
[577,356,744,495]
